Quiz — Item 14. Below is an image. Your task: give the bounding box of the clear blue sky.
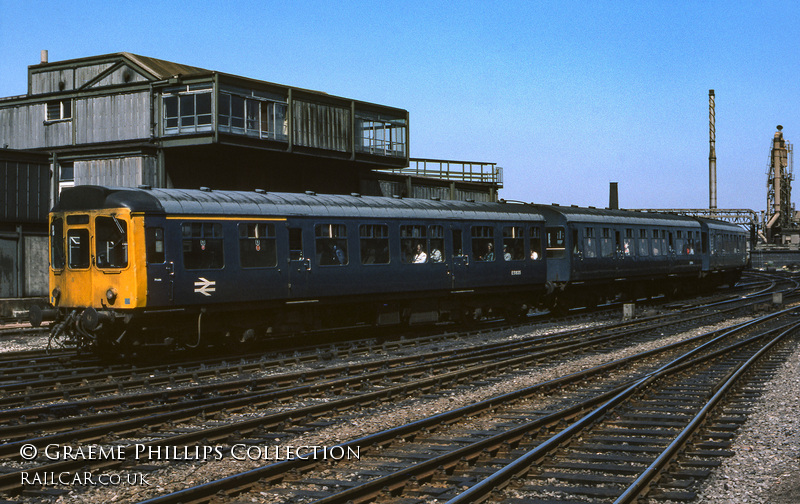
[1,1,797,213]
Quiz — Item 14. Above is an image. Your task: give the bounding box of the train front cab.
[48,208,147,345]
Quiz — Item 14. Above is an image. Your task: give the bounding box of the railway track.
[0,272,794,502]
[129,308,800,503]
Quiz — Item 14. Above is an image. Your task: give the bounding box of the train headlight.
[106,288,118,305]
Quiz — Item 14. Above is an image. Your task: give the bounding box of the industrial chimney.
[40,50,48,64]
[709,90,717,211]
[609,182,619,210]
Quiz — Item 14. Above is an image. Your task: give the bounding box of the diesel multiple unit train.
[32,185,748,353]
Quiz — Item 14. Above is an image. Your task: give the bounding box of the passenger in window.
[333,244,346,265]
[430,248,443,262]
[403,241,415,263]
[503,245,512,261]
[484,243,495,261]
[530,249,539,260]
[363,248,376,264]
[413,244,427,263]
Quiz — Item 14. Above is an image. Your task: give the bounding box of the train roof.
[532,204,703,228]
[695,217,748,232]
[53,186,546,222]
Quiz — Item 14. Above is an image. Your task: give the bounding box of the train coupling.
[29,305,58,327]
[80,307,116,331]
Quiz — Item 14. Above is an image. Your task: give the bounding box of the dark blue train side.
[534,205,747,312]
[36,186,748,353]
[40,186,548,351]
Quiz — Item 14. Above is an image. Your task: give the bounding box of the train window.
[50,217,65,270]
[359,224,390,265]
[638,229,649,256]
[529,226,542,260]
[546,227,566,259]
[623,229,634,256]
[95,216,128,268]
[182,222,224,270]
[401,225,427,263]
[67,229,90,269]
[651,229,661,256]
[453,229,464,257]
[239,223,277,268]
[429,225,445,263]
[289,228,303,260]
[600,228,614,258]
[583,227,597,258]
[315,224,348,266]
[502,226,524,261]
[471,226,495,261]
[66,214,89,225]
[146,227,165,264]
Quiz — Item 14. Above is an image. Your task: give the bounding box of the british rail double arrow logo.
[194,277,216,296]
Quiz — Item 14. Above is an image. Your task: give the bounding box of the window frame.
[315,223,349,266]
[238,222,278,269]
[181,221,225,270]
[95,216,129,269]
[359,224,390,265]
[162,87,213,135]
[45,100,72,122]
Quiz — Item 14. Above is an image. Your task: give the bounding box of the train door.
[61,214,94,307]
[450,227,470,289]
[145,223,173,305]
[287,226,312,298]
[701,229,710,271]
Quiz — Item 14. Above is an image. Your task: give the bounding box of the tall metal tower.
[765,125,794,243]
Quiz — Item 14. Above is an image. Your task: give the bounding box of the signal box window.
[50,217,65,269]
[95,216,128,268]
[239,223,277,268]
[182,222,224,270]
[316,224,348,266]
[429,225,445,263]
[401,225,427,263]
[471,226,495,262]
[359,224,390,265]
[502,226,524,261]
[146,227,165,264]
[67,229,90,269]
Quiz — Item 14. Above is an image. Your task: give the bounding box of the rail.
[376,158,503,186]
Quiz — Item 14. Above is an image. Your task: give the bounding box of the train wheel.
[548,296,569,316]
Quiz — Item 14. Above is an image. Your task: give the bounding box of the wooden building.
[0,52,500,202]
[0,149,49,313]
